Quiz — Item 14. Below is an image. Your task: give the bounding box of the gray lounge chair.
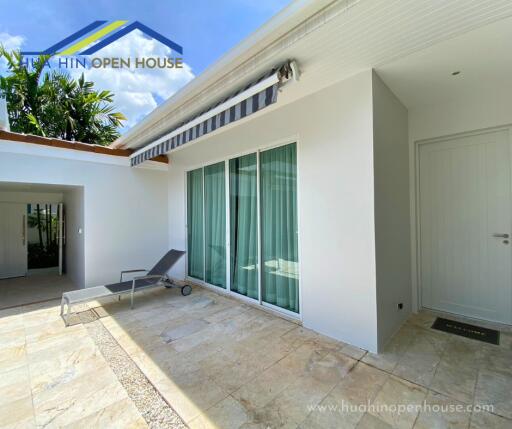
[60,249,190,325]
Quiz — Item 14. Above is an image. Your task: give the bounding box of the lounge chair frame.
[60,250,189,325]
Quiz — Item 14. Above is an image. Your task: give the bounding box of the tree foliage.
[0,48,126,145]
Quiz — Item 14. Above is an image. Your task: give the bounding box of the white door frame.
[412,124,512,319]
[0,202,28,279]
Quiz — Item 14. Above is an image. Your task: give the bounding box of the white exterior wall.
[167,71,380,352]
[0,144,169,288]
[409,88,512,143]
[408,87,512,312]
[372,72,411,349]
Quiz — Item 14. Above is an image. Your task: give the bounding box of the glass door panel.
[229,153,259,299]
[260,143,299,312]
[187,168,204,280]
[204,162,226,288]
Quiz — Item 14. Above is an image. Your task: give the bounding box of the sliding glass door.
[186,142,299,315]
[260,143,299,313]
[204,162,226,288]
[229,153,259,299]
[187,168,204,280]
[187,163,226,286]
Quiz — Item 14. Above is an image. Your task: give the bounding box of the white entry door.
[0,203,28,279]
[419,129,512,324]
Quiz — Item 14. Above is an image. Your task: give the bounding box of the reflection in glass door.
[204,162,226,288]
[187,168,204,280]
[229,153,259,299]
[186,142,299,315]
[260,143,299,313]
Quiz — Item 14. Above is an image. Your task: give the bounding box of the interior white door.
[419,129,512,324]
[0,203,28,279]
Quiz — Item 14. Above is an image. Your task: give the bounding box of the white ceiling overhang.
[118,0,512,151]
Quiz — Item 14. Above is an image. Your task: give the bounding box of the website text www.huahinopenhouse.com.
[306,400,494,415]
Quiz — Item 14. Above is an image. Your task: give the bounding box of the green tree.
[0,48,126,145]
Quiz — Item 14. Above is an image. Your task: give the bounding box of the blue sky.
[0,0,291,130]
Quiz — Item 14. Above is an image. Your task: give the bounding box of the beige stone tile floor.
[0,301,146,428]
[96,287,512,429]
[1,283,512,428]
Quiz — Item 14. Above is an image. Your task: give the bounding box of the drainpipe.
[0,96,10,131]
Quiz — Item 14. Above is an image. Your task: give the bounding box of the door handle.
[22,214,26,245]
[492,233,509,238]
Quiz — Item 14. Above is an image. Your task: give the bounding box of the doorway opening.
[27,203,63,275]
[0,182,84,309]
[416,127,512,325]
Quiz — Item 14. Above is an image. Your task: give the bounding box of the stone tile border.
[78,310,187,429]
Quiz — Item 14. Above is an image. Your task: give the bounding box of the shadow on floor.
[0,274,76,310]
[1,284,511,428]
[93,287,512,428]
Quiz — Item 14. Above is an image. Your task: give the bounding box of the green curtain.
[260,143,299,312]
[187,168,204,280]
[229,153,259,299]
[204,162,226,288]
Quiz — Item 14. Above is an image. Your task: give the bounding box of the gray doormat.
[431,317,500,345]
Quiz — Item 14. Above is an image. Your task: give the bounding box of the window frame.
[183,138,301,319]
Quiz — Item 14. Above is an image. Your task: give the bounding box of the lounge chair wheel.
[181,285,192,296]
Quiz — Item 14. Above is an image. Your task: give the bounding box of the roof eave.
[112,0,333,149]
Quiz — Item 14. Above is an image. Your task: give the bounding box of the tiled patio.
[0,301,145,428]
[1,285,511,428]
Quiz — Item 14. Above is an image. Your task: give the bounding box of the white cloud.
[0,29,194,132]
[68,30,194,130]
[0,32,25,73]
[0,32,24,51]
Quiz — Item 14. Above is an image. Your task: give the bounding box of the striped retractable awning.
[130,61,293,166]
